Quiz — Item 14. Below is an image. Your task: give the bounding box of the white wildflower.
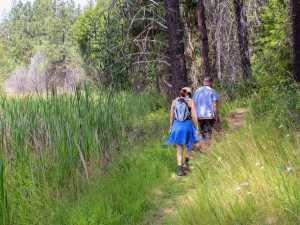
[261,166,264,169]
[286,167,292,172]
[279,125,283,128]
[256,162,260,166]
[247,192,251,195]
[242,182,249,186]
[286,134,290,137]
[235,187,241,191]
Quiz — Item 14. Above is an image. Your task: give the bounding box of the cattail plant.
[0,87,162,222]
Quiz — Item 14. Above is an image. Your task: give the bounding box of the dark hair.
[203,76,213,83]
[180,89,187,97]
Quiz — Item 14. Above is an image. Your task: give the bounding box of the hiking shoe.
[178,171,185,177]
[183,163,190,171]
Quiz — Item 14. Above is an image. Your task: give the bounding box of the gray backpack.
[174,97,191,122]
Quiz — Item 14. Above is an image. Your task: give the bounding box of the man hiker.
[193,76,218,140]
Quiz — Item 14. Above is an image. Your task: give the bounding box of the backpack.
[174,97,191,122]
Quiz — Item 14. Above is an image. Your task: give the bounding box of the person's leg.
[206,119,214,139]
[202,119,209,139]
[177,144,183,166]
[176,144,184,176]
[199,119,205,138]
[185,148,191,158]
[183,148,190,170]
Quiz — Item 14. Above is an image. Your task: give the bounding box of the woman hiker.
[165,87,200,177]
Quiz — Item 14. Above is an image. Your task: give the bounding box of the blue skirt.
[165,120,198,150]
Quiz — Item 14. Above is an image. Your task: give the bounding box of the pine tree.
[197,0,211,78]
[0,0,82,92]
[165,0,188,97]
[234,0,252,80]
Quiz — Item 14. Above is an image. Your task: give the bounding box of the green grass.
[51,139,174,224]
[1,88,299,224]
[47,108,176,224]
[0,158,10,225]
[168,98,299,224]
[0,89,168,224]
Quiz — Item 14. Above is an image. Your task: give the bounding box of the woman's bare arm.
[188,99,199,135]
[169,99,176,134]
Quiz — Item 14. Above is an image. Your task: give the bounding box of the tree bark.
[287,0,292,17]
[165,0,188,98]
[215,0,223,82]
[292,0,300,82]
[182,1,198,91]
[234,0,252,80]
[197,0,211,78]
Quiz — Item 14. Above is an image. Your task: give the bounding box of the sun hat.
[182,87,192,94]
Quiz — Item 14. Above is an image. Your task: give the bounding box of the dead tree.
[292,0,300,82]
[197,0,211,78]
[234,0,252,80]
[165,0,188,97]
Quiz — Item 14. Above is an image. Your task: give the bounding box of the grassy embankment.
[166,96,299,224]
[0,87,299,224]
[0,89,175,224]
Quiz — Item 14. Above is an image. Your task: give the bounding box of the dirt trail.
[150,108,248,224]
[228,108,248,130]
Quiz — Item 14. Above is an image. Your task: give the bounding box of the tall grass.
[0,89,165,223]
[0,158,9,225]
[51,137,175,224]
[172,97,299,224]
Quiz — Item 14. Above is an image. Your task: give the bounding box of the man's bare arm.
[213,100,218,122]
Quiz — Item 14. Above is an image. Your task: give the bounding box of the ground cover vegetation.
[167,89,299,224]
[0,88,167,224]
[0,0,299,224]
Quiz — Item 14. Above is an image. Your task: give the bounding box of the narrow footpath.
[148,109,248,224]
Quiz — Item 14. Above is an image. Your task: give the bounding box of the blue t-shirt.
[193,86,218,118]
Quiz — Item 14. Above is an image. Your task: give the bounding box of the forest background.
[0,0,299,224]
[1,0,298,95]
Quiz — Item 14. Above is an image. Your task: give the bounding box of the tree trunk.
[287,0,292,17]
[182,1,198,91]
[185,23,198,91]
[234,0,252,80]
[197,0,211,78]
[215,0,224,82]
[165,0,188,98]
[292,0,300,82]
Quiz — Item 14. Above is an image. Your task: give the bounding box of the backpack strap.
[174,97,192,122]
[177,97,191,111]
